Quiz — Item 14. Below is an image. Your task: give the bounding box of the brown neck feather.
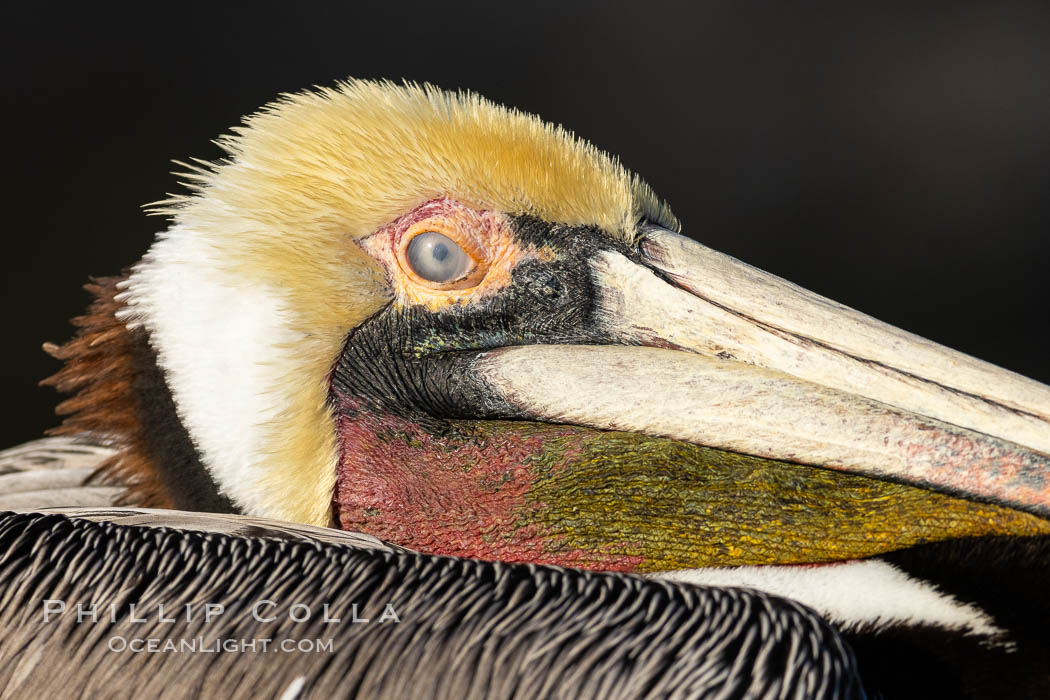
[42,275,234,513]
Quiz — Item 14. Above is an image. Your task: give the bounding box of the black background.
[4,1,1048,448]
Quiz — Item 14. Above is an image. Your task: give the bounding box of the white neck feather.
[116,225,304,515]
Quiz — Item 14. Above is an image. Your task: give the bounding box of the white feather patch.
[654,560,1007,640]
[117,225,305,515]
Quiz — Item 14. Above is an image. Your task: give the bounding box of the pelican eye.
[405,231,474,284]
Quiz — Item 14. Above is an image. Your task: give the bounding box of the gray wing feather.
[26,506,400,550]
[0,510,866,699]
[0,437,122,509]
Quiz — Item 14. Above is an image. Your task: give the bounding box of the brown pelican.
[2,79,1049,697]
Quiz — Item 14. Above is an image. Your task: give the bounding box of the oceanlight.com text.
[106,637,335,654]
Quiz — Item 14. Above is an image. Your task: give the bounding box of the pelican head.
[46,79,1050,574]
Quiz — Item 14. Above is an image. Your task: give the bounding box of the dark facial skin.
[329,216,635,430]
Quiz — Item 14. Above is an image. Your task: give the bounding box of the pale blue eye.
[406,232,473,283]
